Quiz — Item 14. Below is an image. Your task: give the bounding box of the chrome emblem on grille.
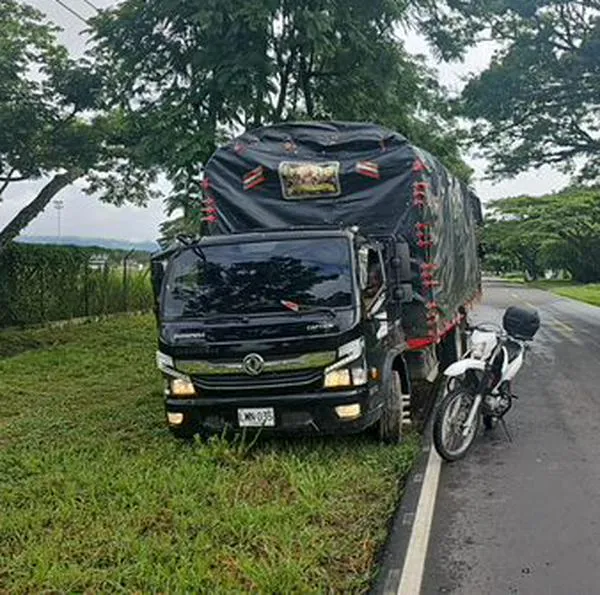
[242,353,265,376]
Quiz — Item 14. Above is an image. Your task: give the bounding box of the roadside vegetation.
[484,188,600,284]
[0,243,153,330]
[499,278,600,309]
[546,284,600,308]
[0,315,419,593]
[485,186,600,310]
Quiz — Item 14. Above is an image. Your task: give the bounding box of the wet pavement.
[422,280,600,595]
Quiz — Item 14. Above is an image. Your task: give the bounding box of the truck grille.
[192,369,323,396]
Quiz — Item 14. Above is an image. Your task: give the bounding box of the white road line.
[397,446,442,595]
[551,318,574,332]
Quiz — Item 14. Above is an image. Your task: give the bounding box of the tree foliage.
[484,188,600,282]
[428,0,600,182]
[90,0,472,242]
[0,1,159,253]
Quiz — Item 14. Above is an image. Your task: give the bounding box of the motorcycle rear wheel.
[433,388,480,462]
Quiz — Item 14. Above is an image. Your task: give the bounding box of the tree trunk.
[0,172,78,255]
[300,55,315,117]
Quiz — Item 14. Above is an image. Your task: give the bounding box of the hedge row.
[0,243,153,328]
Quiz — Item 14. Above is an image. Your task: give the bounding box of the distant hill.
[18,235,160,253]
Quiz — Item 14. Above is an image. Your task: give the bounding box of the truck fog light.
[324,369,352,388]
[335,404,361,420]
[167,412,184,426]
[170,377,196,397]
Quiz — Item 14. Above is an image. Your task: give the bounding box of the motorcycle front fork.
[461,392,514,442]
[462,394,483,437]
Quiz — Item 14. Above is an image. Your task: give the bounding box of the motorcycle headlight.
[324,339,367,388]
[471,342,485,359]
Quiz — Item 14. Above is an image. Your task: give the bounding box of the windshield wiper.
[280,300,337,318]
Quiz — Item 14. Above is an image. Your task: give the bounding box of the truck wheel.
[379,370,410,443]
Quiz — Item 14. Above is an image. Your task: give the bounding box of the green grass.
[542,283,600,307]
[500,277,600,308]
[0,315,419,593]
[0,313,148,359]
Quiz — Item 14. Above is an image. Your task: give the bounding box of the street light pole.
[53,199,64,240]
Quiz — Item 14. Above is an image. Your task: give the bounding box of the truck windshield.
[162,237,354,319]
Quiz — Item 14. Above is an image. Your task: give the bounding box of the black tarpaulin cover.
[204,121,481,342]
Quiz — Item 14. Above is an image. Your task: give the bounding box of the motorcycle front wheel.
[433,388,480,462]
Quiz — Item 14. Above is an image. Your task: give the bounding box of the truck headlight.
[324,369,352,388]
[170,377,196,397]
[324,339,367,388]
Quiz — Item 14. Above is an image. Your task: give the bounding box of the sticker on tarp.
[278,161,341,200]
[356,160,380,179]
[243,166,266,191]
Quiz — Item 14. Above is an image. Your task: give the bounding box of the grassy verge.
[0,323,92,359]
[501,278,600,308]
[541,283,600,307]
[0,313,149,359]
[0,315,419,593]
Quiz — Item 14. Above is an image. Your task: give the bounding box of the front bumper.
[166,387,382,435]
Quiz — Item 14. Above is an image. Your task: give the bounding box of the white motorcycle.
[433,306,540,462]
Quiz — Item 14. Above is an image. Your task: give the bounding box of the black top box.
[503,306,540,340]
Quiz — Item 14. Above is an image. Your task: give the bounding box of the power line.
[79,0,101,13]
[51,0,89,24]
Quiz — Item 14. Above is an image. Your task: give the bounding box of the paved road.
[422,280,600,595]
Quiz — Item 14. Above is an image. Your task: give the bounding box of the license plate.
[238,407,275,428]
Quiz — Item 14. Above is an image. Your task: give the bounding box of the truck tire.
[379,370,410,443]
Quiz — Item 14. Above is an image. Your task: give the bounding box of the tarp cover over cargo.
[203,121,482,343]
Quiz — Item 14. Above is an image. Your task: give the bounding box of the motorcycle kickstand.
[499,418,513,443]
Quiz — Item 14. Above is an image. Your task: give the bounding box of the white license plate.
[238,407,275,428]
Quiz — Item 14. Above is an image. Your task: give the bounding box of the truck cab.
[152,227,412,441]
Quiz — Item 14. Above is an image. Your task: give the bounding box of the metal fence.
[0,244,154,329]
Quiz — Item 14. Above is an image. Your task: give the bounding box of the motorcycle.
[433,305,540,462]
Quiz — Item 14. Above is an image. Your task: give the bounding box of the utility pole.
[54,199,64,241]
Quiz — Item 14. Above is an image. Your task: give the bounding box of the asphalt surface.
[422,280,600,595]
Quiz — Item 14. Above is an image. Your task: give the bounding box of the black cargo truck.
[151,122,482,442]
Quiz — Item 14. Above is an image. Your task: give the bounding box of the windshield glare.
[162,237,354,319]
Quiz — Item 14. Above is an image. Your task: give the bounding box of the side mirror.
[150,259,166,309]
[394,241,412,282]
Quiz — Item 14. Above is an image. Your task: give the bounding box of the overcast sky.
[1,0,570,242]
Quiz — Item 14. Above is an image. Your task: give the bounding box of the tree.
[0,1,159,254]
[485,188,600,283]
[483,217,546,281]
[90,0,472,242]
[425,1,600,182]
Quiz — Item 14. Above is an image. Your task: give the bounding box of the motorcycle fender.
[444,358,486,378]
